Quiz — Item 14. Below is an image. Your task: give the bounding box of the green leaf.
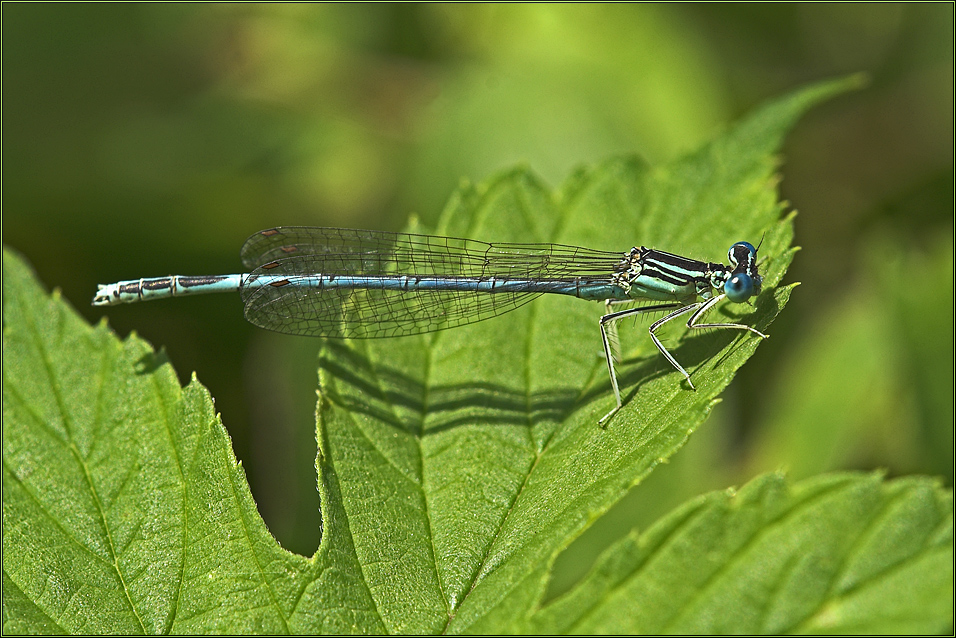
[527,472,953,634]
[2,249,321,633]
[10,77,947,636]
[312,77,860,633]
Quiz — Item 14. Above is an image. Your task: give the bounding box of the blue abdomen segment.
[94,275,244,306]
[241,272,629,338]
[248,274,626,299]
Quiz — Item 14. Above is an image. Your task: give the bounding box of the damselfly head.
[724,241,762,302]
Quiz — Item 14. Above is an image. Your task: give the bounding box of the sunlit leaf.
[9,78,945,636]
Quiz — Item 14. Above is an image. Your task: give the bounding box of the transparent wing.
[239,226,623,338]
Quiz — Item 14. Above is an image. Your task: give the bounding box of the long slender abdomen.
[245,274,627,300]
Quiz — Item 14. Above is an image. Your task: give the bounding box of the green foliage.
[3,79,951,634]
[529,473,952,635]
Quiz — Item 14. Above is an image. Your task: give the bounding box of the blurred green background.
[3,4,952,592]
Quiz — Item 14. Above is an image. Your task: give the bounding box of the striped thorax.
[612,241,762,306]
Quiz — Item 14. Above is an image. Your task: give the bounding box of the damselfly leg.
[597,294,767,426]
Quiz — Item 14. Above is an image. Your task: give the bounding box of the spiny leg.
[602,299,622,368]
[686,293,768,339]
[598,301,684,426]
[647,303,702,390]
[656,294,769,387]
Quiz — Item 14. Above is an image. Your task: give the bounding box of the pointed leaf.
[528,472,953,634]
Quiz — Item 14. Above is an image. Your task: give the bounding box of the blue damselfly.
[94,226,768,424]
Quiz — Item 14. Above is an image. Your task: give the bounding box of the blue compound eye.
[724,273,754,303]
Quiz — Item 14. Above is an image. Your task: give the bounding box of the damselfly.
[93,227,768,424]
